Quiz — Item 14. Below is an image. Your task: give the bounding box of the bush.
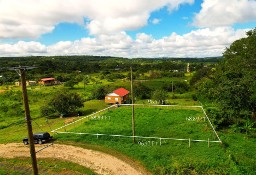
[41,90,84,117]
[151,89,168,104]
[134,82,151,99]
[91,86,107,100]
[206,107,232,130]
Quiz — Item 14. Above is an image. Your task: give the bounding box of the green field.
[56,105,218,144]
[53,105,256,174]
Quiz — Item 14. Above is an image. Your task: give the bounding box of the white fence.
[51,104,222,146]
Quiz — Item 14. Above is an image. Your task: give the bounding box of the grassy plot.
[57,105,218,144]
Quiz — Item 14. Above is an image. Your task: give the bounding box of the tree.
[64,80,78,88]
[133,82,151,99]
[216,29,256,120]
[197,29,256,127]
[41,91,84,117]
[91,86,107,100]
[190,67,212,86]
[151,89,168,104]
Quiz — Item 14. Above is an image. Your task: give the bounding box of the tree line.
[0,56,218,83]
[193,28,256,135]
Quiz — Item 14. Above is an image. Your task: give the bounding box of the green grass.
[55,132,256,175]
[63,106,214,141]
[54,105,256,174]
[0,157,96,175]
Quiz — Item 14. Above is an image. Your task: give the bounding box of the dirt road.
[0,143,150,175]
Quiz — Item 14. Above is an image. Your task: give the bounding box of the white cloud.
[193,0,256,27]
[0,41,47,56]
[167,0,194,11]
[152,18,161,25]
[0,0,195,39]
[0,27,249,58]
[136,33,154,43]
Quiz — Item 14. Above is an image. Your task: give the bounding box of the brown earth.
[0,143,150,175]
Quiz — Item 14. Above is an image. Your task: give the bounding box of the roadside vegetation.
[0,29,255,174]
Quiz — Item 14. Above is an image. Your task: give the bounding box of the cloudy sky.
[0,0,255,58]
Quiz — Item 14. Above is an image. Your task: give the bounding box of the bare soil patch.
[0,143,150,175]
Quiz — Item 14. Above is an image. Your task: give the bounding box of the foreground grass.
[0,157,96,175]
[54,106,256,174]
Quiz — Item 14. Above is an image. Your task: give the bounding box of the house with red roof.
[105,88,129,104]
[39,78,56,86]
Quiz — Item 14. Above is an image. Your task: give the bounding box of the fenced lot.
[53,104,221,146]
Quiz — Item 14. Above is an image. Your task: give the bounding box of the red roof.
[41,78,55,81]
[113,88,129,97]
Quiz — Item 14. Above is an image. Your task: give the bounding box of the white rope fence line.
[121,103,222,143]
[51,103,222,145]
[200,105,222,144]
[51,104,117,133]
[54,131,221,145]
[119,104,203,108]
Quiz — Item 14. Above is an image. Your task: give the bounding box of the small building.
[39,78,55,86]
[15,81,37,86]
[105,88,129,104]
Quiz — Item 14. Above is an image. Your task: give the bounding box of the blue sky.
[0,0,255,58]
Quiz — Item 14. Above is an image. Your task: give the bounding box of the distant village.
[15,77,61,86]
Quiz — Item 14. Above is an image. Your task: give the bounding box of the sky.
[0,0,255,58]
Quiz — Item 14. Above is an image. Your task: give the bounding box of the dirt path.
[0,143,150,175]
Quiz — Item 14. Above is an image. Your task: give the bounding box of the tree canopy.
[41,90,84,117]
[196,29,256,128]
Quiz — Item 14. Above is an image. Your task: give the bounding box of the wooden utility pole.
[130,67,135,143]
[13,66,38,175]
